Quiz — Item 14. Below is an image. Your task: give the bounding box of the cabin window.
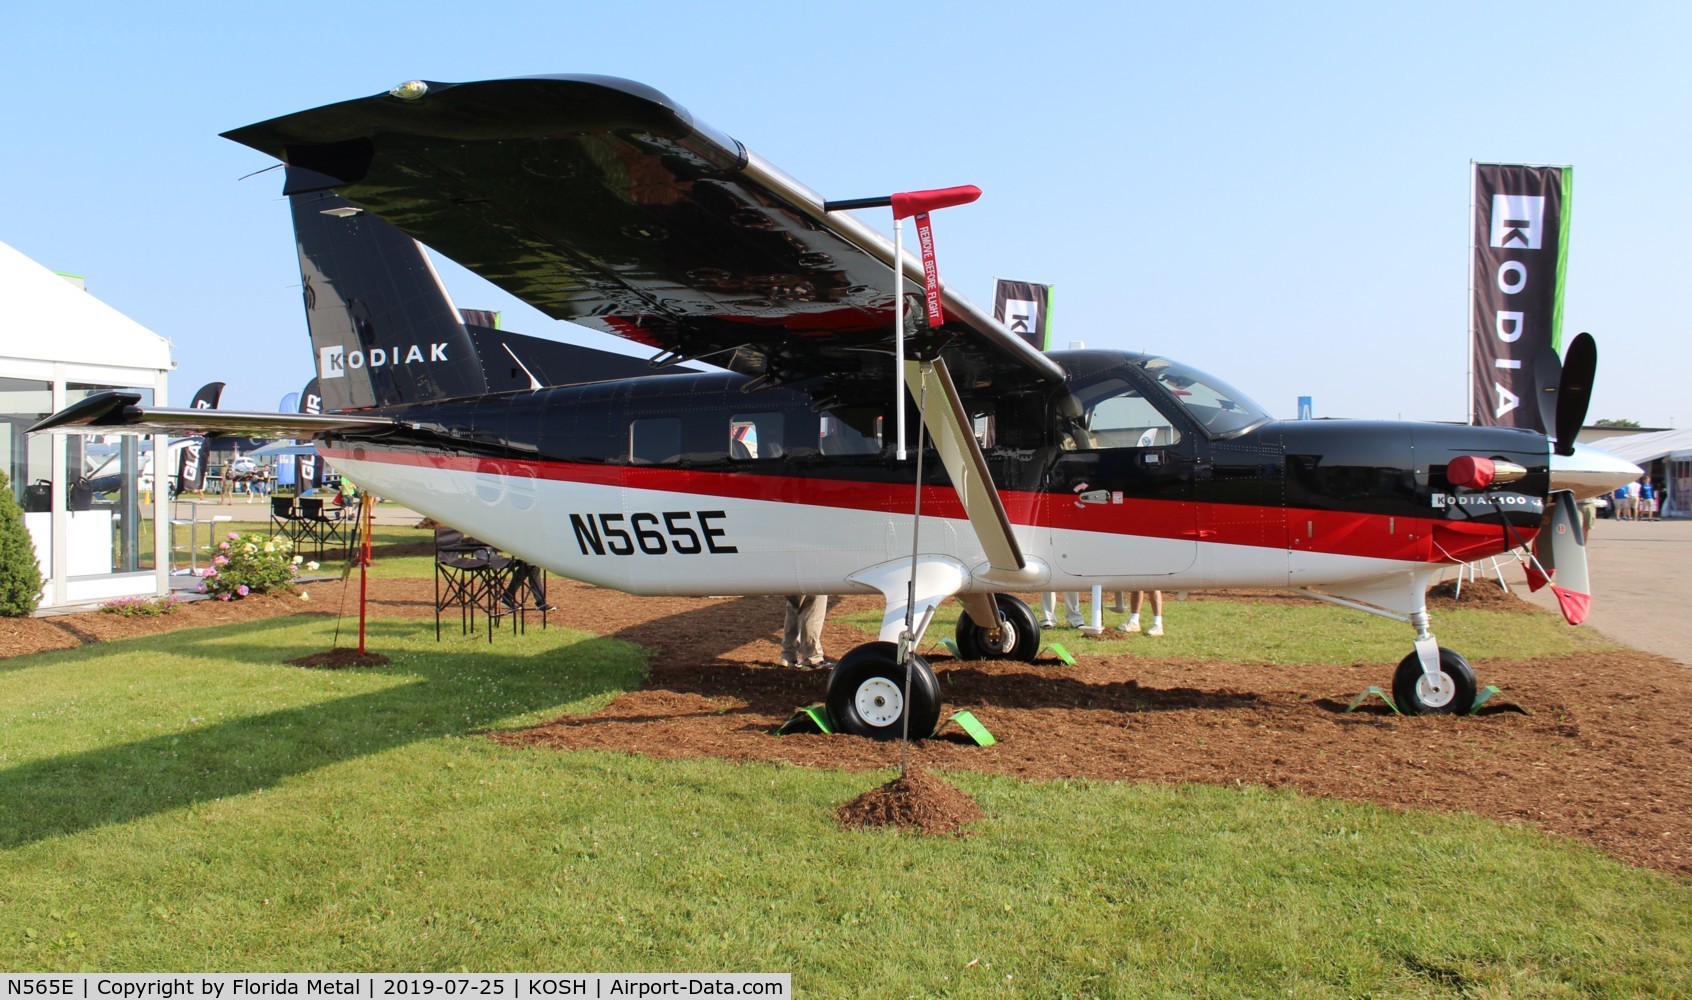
[1069,378,1182,449]
[729,412,785,461]
[629,417,681,465]
[819,409,882,456]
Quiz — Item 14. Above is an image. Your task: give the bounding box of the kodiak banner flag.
[993,279,1053,351]
[295,377,324,491]
[175,381,225,493]
[1471,163,1572,430]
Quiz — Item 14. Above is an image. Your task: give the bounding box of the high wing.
[221,74,1065,405]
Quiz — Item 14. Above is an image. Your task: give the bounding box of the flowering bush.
[197,531,310,601]
[102,594,181,617]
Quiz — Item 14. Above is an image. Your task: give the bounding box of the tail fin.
[291,191,489,410]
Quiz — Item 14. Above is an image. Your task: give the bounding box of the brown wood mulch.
[4,576,1689,877]
[835,768,983,836]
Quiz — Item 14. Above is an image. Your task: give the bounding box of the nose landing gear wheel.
[1392,647,1477,716]
[826,641,943,740]
[955,594,1042,662]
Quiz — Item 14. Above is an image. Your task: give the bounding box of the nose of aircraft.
[1549,443,1644,500]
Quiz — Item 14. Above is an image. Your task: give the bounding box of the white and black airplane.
[35,75,1641,735]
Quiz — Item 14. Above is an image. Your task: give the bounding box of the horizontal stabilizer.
[30,391,397,438]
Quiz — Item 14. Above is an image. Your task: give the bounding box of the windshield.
[1138,357,1272,438]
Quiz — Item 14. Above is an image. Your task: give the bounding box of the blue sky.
[4,2,1688,427]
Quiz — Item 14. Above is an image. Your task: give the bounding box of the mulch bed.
[287,648,391,668]
[6,575,1689,878]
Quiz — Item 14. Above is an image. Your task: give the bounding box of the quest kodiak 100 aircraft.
[35,75,1641,736]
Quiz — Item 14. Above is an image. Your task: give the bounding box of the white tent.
[1,241,170,374]
[1588,428,1691,518]
[2,239,175,608]
[1592,428,1692,465]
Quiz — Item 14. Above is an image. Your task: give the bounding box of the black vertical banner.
[1471,164,1572,430]
[296,378,323,490]
[175,381,225,493]
[992,279,1053,351]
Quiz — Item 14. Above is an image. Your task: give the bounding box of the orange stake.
[358,495,373,655]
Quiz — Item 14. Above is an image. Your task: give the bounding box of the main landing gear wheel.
[826,641,943,741]
[954,594,1042,662]
[1392,647,1477,716]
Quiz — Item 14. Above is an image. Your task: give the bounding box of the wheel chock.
[1469,684,1532,715]
[775,704,836,735]
[937,637,962,658]
[937,710,996,746]
[1045,642,1077,665]
[1344,686,1402,715]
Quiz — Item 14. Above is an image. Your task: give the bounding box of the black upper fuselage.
[330,349,1550,546]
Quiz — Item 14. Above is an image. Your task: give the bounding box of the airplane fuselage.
[320,350,1550,610]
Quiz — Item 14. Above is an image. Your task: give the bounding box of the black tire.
[955,594,1043,662]
[825,641,943,740]
[1391,647,1477,716]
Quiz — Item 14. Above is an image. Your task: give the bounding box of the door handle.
[1075,490,1110,505]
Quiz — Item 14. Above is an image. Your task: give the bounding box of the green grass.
[850,594,1620,666]
[1,613,1688,990]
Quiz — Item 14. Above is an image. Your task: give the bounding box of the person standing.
[1640,479,1657,521]
[1116,590,1165,636]
[1040,591,1085,629]
[780,595,831,669]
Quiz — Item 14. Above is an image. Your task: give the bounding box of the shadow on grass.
[0,616,642,848]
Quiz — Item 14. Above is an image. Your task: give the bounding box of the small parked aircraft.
[35,75,1640,734]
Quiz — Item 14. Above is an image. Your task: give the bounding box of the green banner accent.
[1551,167,1573,352]
[1042,287,1055,351]
[947,710,996,746]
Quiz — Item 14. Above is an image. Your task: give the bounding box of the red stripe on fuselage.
[321,447,1526,564]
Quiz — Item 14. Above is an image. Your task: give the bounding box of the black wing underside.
[222,75,1063,408]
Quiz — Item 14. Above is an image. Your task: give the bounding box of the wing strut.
[904,359,1026,574]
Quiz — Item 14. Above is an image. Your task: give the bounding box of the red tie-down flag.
[890,186,981,327]
[824,184,982,460]
[825,185,982,327]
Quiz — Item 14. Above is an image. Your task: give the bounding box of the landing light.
[389,80,429,101]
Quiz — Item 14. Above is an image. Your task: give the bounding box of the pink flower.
[227,531,240,541]
[205,568,218,578]
[236,584,250,596]
[196,583,207,594]
[219,541,230,551]
[213,555,228,567]
[218,593,232,601]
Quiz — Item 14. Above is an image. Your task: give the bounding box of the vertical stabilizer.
[290,191,489,410]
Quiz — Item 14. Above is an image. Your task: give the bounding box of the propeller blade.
[1545,489,1591,624]
[1533,342,1563,441]
[1526,504,1554,592]
[1554,332,1597,457]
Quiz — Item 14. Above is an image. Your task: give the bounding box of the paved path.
[161,498,425,526]
[1483,517,1692,667]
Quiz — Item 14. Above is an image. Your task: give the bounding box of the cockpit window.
[1137,358,1271,438]
[1060,378,1181,450]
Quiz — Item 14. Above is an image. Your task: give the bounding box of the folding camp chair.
[434,528,513,641]
[296,496,347,560]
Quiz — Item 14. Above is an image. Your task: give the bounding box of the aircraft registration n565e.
[35,75,1640,735]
